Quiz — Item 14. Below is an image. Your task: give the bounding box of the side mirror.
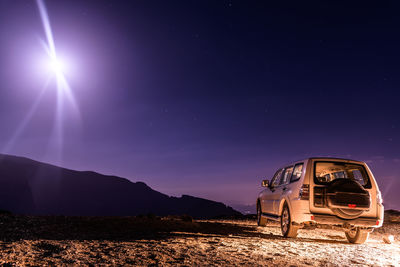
[261,179,269,187]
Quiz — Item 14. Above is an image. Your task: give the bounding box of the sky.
[0,0,399,210]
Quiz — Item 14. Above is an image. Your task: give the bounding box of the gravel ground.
[0,216,399,266]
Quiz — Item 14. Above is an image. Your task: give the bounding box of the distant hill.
[231,204,256,215]
[0,154,241,218]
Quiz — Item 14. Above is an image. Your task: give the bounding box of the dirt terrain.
[0,215,399,266]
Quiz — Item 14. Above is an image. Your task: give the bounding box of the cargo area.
[310,160,378,219]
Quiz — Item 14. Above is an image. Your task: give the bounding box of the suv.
[256,157,384,244]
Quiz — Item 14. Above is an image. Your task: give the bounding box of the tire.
[281,203,299,238]
[331,207,364,220]
[345,227,369,244]
[257,201,267,227]
[326,179,370,219]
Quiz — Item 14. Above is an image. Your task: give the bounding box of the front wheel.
[281,203,299,238]
[345,227,369,244]
[257,201,267,226]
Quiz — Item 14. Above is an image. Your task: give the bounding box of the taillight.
[299,184,309,200]
[377,191,383,204]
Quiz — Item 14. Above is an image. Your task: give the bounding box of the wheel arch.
[278,197,291,216]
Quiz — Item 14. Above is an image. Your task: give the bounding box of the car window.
[290,163,304,182]
[314,161,371,188]
[280,166,293,185]
[270,168,283,187]
[352,170,366,186]
[333,171,347,179]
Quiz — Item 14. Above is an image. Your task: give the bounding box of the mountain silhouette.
[0,154,241,218]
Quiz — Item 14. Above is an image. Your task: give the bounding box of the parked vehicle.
[256,157,384,244]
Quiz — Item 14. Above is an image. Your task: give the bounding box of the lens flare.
[2,0,80,161]
[36,0,81,162]
[48,57,65,76]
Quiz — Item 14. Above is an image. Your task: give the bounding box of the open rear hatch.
[313,161,372,219]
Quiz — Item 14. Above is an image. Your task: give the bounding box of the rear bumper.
[289,200,384,228]
[312,214,382,227]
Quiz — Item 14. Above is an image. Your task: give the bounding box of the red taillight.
[376,220,380,226]
[348,204,357,208]
[299,184,309,200]
[311,215,315,220]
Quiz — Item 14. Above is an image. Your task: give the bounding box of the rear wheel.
[281,203,299,237]
[257,201,267,226]
[345,227,369,244]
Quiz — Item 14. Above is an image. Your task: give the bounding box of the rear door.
[309,159,378,218]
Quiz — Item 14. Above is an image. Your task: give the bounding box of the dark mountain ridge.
[0,154,240,218]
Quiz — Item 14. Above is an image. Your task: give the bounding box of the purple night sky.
[0,1,399,210]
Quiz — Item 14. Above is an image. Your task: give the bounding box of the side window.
[290,163,304,182]
[280,166,294,185]
[323,174,331,182]
[352,170,366,185]
[270,169,283,187]
[333,171,347,179]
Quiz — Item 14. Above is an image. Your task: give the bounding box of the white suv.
[256,157,384,244]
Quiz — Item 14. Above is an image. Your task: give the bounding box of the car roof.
[280,157,364,169]
[307,157,363,163]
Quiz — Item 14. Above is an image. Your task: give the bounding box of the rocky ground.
[0,214,399,266]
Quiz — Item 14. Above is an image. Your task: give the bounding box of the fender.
[278,197,291,216]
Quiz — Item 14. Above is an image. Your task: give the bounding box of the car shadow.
[167,222,349,244]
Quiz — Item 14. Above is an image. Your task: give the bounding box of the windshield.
[314,161,371,188]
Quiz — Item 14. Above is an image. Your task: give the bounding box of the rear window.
[314,161,371,189]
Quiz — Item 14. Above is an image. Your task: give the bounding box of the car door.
[260,168,283,215]
[272,166,294,215]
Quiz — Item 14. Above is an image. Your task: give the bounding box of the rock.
[389,215,400,223]
[383,235,394,244]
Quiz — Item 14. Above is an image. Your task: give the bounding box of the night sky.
[0,1,399,210]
